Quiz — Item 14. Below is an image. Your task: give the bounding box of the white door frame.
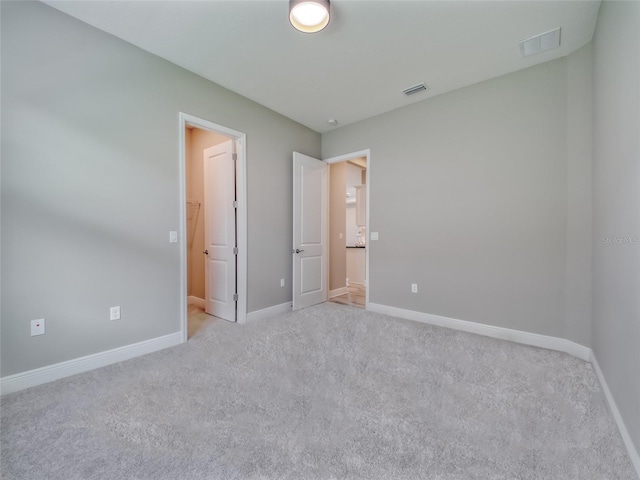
[178,112,248,342]
[324,149,371,309]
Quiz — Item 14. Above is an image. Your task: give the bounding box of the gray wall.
[0,1,320,376]
[592,0,640,454]
[565,44,593,348]
[322,54,592,345]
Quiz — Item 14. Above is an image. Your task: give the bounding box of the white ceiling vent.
[402,83,428,96]
[519,28,561,57]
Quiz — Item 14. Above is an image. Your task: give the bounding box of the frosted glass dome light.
[289,0,330,33]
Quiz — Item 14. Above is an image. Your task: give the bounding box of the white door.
[293,152,328,310]
[204,140,236,322]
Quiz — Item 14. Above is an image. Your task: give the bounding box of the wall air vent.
[519,28,561,57]
[402,83,428,96]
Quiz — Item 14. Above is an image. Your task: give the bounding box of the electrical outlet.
[110,306,121,321]
[31,319,45,336]
[280,278,285,287]
[371,232,379,241]
[411,283,418,293]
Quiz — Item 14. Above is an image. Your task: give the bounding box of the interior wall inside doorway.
[185,126,232,300]
[329,157,367,293]
[329,162,347,292]
[345,162,365,247]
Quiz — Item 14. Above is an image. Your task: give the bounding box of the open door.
[292,152,328,310]
[203,140,237,322]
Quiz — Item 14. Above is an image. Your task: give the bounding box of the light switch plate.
[371,232,379,241]
[169,231,178,243]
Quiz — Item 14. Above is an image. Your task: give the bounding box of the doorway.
[179,113,248,342]
[328,157,367,309]
[291,149,370,311]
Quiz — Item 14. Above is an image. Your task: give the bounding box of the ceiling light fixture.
[289,0,330,33]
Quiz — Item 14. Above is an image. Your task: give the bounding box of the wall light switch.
[31,319,45,336]
[371,232,379,241]
[169,231,178,243]
[280,278,285,287]
[339,233,343,239]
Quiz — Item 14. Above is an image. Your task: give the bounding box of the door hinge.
[233,293,238,301]
[232,153,238,161]
[233,200,238,209]
[233,247,238,255]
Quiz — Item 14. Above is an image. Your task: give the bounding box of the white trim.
[324,149,371,310]
[0,332,182,395]
[179,113,248,335]
[367,303,592,361]
[234,135,248,326]
[246,302,292,323]
[329,287,348,298]
[178,119,188,343]
[324,149,370,164]
[590,353,640,476]
[187,296,205,309]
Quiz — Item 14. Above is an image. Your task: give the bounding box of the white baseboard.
[367,303,592,361]
[246,302,292,323]
[590,353,640,476]
[329,287,348,298]
[0,332,183,396]
[188,296,205,308]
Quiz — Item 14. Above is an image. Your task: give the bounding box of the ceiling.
[45,0,600,133]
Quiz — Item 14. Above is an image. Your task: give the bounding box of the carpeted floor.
[1,303,636,479]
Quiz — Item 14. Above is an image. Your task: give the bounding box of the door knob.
[203,250,209,255]
[295,249,305,254]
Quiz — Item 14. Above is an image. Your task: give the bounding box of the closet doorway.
[179,113,247,341]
